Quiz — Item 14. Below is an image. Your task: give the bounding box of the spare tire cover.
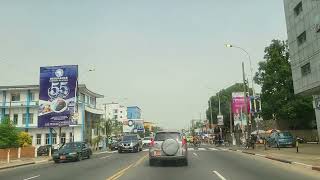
[161,139,179,156]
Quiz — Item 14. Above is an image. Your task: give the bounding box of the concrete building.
[127,106,141,119]
[103,102,127,122]
[283,0,320,139]
[0,84,104,148]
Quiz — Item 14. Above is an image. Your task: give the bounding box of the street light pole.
[225,44,255,137]
[225,44,257,114]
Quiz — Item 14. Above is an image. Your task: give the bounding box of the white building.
[103,102,127,122]
[0,84,104,148]
[283,0,320,139]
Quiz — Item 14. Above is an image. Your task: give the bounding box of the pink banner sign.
[231,92,250,114]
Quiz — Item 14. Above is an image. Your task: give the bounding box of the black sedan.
[52,142,92,163]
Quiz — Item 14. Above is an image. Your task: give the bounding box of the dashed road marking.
[213,171,227,180]
[209,148,218,151]
[143,149,149,152]
[198,148,206,151]
[24,175,40,180]
[99,155,111,159]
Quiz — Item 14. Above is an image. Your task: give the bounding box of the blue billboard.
[38,65,78,127]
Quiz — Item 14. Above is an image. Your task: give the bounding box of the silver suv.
[149,131,188,166]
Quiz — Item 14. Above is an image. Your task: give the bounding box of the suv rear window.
[155,132,181,141]
[123,135,138,141]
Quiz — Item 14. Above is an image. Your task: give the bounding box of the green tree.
[18,132,32,147]
[0,118,19,149]
[206,83,251,130]
[254,39,315,129]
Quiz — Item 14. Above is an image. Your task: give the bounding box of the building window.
[69,132,73,142]
[22,113,34,124]
[297,31,306,46]
[114,109,118,113]
[301,63,311,76]
[45,134,50,145]
[80,93,85,102]
[120,111,123,113]
[13,114,18,125]
[36,134,41,145]
[90,97,95,105]
[11,93,20,101]
[120,116,123,118]
[30,92,35,101]
[61,133,66,144]
[114,115,118,120]
[294,2,303,17]
[52,134,57,144]
[86,96,90,104]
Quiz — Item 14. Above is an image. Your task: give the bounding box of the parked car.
[110,139,119,151]
[142,137,152,147]
[267,131,295,148]
[149,131,188,166]
[37,145,51,156]
[52,142,92,163]
[118,134,143,153]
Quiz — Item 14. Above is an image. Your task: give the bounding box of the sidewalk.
[0,157,52,170]
[228,143,320,167]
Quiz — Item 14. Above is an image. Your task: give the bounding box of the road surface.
[0,145,319,180]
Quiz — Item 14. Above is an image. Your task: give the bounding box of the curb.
[312,166,320,171]
[265,156,292,164]
[0,162,35,170]
[242,151,255,155]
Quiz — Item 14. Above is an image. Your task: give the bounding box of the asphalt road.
[0,145,319,180]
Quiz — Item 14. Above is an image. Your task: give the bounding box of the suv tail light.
[150,138,155,147]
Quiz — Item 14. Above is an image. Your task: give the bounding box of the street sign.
[217,115,224,126]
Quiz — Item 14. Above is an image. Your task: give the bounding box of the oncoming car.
[52,142,92,163]
[149,131,188,166]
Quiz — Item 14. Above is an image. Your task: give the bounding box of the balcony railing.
[0,101,39,108]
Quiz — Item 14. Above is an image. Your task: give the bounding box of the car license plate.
[154,150,161,156]
[60,156,66,160]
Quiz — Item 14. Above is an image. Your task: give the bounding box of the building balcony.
[0,101,39,108]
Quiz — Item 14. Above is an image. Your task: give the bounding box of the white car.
[142,137,152,147]
[149,131,188,166]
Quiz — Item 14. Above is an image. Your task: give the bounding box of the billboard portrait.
[38,65,78,127]
[232,92,250,126]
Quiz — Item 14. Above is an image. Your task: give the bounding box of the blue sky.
[0,0,287,129]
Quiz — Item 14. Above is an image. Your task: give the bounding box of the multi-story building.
[127,106,141,119]
[104,102,127,122]
[0,84,104,148]
[283,0,320,139]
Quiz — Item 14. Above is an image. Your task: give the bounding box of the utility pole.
[218,92,221,115]
[242,62,250,142]
[209,98,213,129]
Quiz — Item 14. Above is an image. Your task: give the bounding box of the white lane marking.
[213,171,226,180]
[24,175,40,180]
[94,151,110,155]
[292,162,313,167]
[256,153,266,157]
[188,148,194,151]
[198,148,206,151]
[220,148,228,151]
[143,149,149,152]
[209,148,218,151]
[193,152,198,156]
[99,155,111,159]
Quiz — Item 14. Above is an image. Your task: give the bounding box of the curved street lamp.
[225,44,257,113]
